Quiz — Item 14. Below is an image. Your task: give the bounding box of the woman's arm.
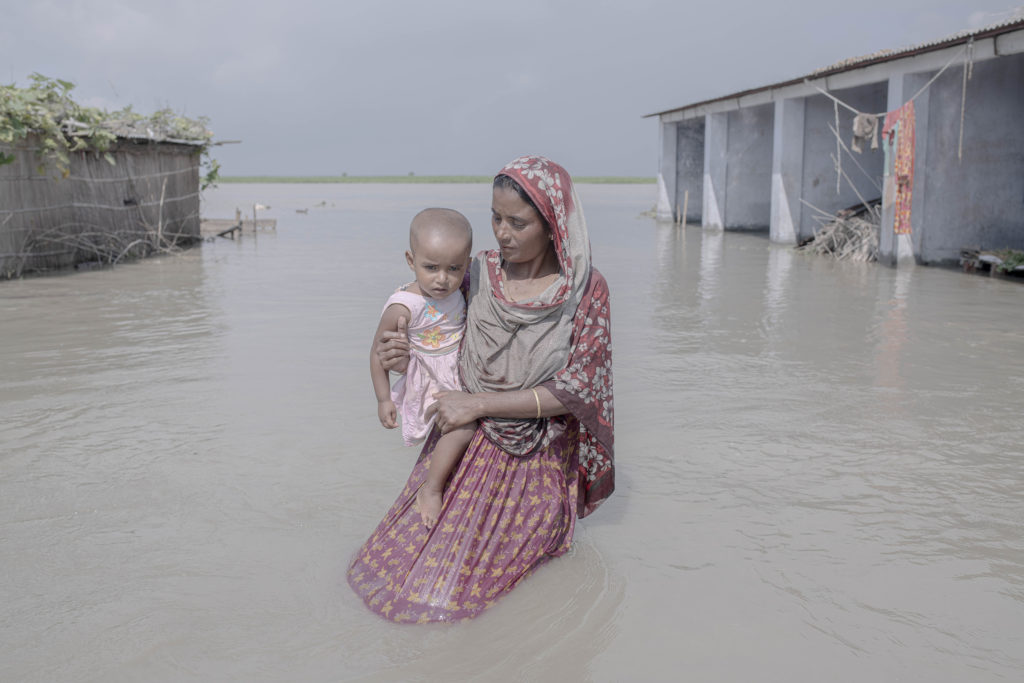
[427,386,568,434]
[375,315,410,374]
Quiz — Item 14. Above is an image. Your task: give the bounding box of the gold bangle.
[531,388,541,419]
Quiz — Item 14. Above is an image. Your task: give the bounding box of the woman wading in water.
[348,155,615,623]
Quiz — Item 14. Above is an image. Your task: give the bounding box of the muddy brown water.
[2,183,1022,681]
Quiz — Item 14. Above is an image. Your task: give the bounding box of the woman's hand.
[426,390,480,434]
[377,316,410,374]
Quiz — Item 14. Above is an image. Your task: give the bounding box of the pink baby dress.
[383,287,466,446]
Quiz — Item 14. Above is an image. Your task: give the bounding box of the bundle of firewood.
[797,200,881,262]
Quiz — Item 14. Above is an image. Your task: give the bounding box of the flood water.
[2,182,1022,682]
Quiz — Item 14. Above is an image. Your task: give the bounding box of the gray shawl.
[459,156,591,455]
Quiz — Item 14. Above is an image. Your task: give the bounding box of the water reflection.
[650,222,695,331]
[872,266,913,392]
[698,227,723,307]
[762,245,793,335]
[654,219,687,281]
[340,531,626,681]
[1,252,220,456]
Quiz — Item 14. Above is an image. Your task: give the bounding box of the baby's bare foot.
[416,487,442,529]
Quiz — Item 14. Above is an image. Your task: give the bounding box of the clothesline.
[958,39,975,160]
[808,38,976,196]
[826,121,882,193]
[804,39,973,118]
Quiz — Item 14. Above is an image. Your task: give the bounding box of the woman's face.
[491,186,552,266]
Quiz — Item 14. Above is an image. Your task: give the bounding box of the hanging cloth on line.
[882,101,915,235]
[851,113,879,154]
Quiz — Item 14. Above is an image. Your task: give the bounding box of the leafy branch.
[993,249,1024,273]
[0,73,218,187]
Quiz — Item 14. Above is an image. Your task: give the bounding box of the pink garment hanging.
[882,102,915,235]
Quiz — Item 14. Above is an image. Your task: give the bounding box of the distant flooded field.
[1,183,1022,681]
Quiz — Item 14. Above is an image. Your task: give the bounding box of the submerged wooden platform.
[200,218,277,239]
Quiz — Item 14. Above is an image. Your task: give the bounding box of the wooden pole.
[681,190,689,228]
[156,177,167,248]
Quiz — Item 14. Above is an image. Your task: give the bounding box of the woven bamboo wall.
[0,136,201,278]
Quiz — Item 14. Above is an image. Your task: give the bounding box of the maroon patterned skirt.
[347,417,579,623]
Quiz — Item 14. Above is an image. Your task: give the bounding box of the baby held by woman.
[369,208,474,529]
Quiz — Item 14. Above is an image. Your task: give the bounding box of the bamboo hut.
[0,133,203,278]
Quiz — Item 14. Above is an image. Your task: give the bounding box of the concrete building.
[649,17,1024,267]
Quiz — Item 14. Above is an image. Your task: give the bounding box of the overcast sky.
[2,1,1018,176]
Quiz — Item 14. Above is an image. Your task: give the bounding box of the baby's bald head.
[409,208,473,255]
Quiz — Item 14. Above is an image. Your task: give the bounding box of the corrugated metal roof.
[645,14,1024,119]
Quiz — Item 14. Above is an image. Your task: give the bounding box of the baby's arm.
[370,303,411,429]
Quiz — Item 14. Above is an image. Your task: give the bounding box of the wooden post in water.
[681,190,689,228]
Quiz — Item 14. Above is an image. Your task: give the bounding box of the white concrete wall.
[770,98,805,243]
[675,118,704,223]
[724,104,773,230]
[916,52,1024,264]
[703,113,728,228]
[657,121,678,219]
